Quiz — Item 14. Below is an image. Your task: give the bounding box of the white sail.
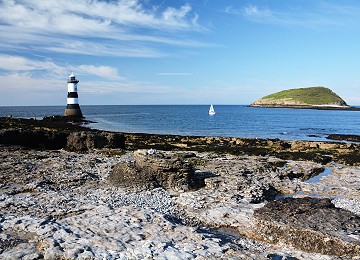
[209,104,216,115]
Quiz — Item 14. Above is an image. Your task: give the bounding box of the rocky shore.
[0,117,359,259]
[250,104,360,111]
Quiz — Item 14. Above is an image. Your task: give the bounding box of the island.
[251,86,358,110]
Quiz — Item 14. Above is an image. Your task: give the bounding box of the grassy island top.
[252,86,348,106]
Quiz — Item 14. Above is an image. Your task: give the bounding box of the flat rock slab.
[253,197,360,257]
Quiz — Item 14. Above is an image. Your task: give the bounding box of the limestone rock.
[1,146,360,259]
[66,131,125,151]
[108,150,195,192]
[253,197,360,257]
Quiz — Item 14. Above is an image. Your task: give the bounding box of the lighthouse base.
[64,104,83,118]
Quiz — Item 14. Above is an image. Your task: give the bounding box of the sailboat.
[209,104,216,116]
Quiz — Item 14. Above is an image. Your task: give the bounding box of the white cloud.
[0,0,204,57]
[243,5,272,18]
[78,65,123,81]
[162,4,195,28]
[0,55,124,86]
[0,55,49,71]
[0,54,67,78]
[0,0,199,32]
[0,72,64,91]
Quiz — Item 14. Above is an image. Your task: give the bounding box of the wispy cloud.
[78,65,123,81]
[157,72,192,76]
[0,0,205,58]
[225,2,360,28]
[225,5,272,17]
[0,54,124,84]
[243,5,272,18]
[0,72,65,93]
[0,55,57,71]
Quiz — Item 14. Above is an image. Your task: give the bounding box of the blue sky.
[1,0,360,106]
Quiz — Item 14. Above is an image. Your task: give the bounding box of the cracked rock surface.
[1,145,359,259]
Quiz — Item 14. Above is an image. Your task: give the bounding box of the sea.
[1,105,360,142]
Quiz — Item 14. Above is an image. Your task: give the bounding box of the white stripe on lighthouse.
[68,83,78,92]
[67,98,79,104]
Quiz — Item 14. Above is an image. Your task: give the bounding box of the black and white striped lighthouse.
[64,73,83,117]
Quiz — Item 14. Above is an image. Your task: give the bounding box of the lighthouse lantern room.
[64,73,83,117]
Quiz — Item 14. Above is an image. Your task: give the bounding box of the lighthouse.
[64,73,83,117]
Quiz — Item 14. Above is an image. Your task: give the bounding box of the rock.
[1,146,359,259]
[0,120,125,151]
[0,128,67,149]
[3,117,360,165]
[108,150,195,192]
[253,197,360,257]
[327,134,360,142]
[66,131,125,152]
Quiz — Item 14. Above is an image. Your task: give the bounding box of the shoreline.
[1,116,360,165]
[1,116,360,258]
[250,104,360,111]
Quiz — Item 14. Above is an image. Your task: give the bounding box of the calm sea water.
[1,105,360,141]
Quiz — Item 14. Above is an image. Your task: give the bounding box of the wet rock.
[2,117,360,165]
[0,118,125,151]
[0,128,67,149]
[108,150,195,192]
[327,134,360,142]
[253,197,360,257]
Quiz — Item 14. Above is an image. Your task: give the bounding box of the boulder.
[108,150,195,192]
[66,131,125,152]
[253,197,360,257]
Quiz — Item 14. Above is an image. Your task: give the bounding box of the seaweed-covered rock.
[253,197,360,257]
[327,134,360,142]
[0,128,67,149]
[108,150,194,192]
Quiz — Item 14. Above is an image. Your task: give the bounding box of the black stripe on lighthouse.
[66,104,81,109]
[67,92,78,98]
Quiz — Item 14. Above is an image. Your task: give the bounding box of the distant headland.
[251,86,360,110]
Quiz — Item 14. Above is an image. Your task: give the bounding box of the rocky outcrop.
[253,197,360,257]
[327,134,360,142]
[0,128,68,149]
[2,117,360,165]
[0,117,125,151]
[108,150,196,192]
[125,133,360,166]
[66,131,125,151]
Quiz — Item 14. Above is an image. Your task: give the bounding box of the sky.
[1,0,360,106]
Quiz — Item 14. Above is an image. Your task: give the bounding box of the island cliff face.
[251,86,349,109]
